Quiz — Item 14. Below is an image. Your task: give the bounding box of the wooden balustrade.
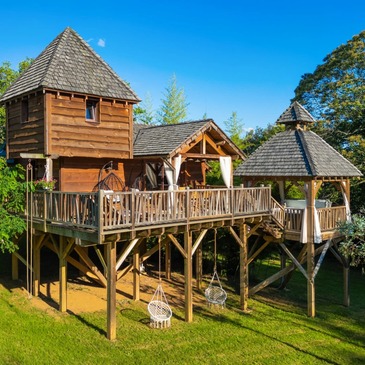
[285,208,304,232]
[29,187,272,233]
[317,206,346,231]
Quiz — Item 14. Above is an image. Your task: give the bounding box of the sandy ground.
[5,268,208,316]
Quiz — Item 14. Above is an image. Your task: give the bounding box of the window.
[21,99,29,122]
[86,99,99,122]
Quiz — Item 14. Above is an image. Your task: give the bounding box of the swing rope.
[205,228,227,307]
[147,236,172,328]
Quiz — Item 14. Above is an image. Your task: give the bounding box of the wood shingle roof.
[0,27,139,103]
[276,101,316,125]
[234,129,362,178]
[133,120,244,159]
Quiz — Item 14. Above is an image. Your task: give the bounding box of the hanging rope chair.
[147,237,172,328]
[205,229,227,307]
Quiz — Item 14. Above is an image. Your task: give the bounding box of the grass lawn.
[0,255,364,365]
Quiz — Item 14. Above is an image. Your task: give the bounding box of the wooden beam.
[107,241,117,341]
[192,229,208,255]
[133,245,140,301]
[279,243,308,280]
[312,239,332,279]
[167,234,187,259]
[307,180,316,317]
[59,236,67,313]
[229,226,244,248]
[184,231,193,322]
[116,238,141,271]
[248,238,272,265]
[240,223,249,311]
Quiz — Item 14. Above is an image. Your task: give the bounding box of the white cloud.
[97,38,106,47]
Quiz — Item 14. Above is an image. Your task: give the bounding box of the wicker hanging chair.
[147,237,172,328]
[205,229,227,308]
[92,172,125,192]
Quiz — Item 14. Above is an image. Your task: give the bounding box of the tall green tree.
[157,74,189,125]
[293,31,365,211]
[0,58,32,143]
[224,111,244,150]
[134,92,155,125]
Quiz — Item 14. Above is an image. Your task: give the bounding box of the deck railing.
[29,187,272,236]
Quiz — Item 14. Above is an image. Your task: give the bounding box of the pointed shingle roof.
[0,27,139,102]
[133,120,245,159]
[234,129,362,178]
[276,101,316,125]
[234,102,362,179]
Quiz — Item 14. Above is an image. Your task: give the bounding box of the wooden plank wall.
[49,92,132,159]
[6,94,45,158]
[59,158,127,192]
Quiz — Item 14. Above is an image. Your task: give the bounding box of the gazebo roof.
[234,103,362,179]
[0,27,139,103]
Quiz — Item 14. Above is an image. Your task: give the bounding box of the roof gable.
[1,27,139,102]
[133,120,245,159]
[276,101,316,125]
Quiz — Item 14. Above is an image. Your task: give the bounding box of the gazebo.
[234,101,362,316]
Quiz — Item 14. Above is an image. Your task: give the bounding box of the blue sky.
[1,1,365,132]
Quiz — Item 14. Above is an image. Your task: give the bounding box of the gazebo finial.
[276,101,316,130]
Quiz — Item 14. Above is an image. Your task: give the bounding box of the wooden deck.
[27,187,347,244]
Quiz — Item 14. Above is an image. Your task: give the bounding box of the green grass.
[0,258,364,365]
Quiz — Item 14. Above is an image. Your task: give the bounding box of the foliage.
[33,177,57,191]
[338,214,365,268]
[242,123,285,156]
[133,92,155,125]
[224,111,245,150]
[157,74,189,125]
[0,158,27,253]
[293,31,365,212]
[0,59,32,143]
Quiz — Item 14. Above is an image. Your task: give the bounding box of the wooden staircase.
[261,197,285,240]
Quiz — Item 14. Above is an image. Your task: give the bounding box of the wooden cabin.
[234,101,362,317]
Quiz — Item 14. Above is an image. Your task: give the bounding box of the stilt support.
[184,231,193,322]
[107,241,117,341]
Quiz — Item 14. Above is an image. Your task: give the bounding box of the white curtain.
[173,154,182,185]
[146,163,158,188]
[300,183,322,244]
[164,161,174,189]
[340,182,351,223]
[219,156,232,188]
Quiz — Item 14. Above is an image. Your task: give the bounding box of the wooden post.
[195,244,203,290]
[133,245,140,301]
[59,236,67,312]
[343,266,350,307]
[165,241,171,280]
[11,253,18,280]
[240,223,248,311]
[33,238,42,297]
[307,180,315,317]
[184,231,193,322]
[107,241,117,340]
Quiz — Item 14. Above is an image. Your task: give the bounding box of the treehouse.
[1,27,361,341]
[234,101,362,317]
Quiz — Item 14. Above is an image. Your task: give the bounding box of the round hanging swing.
[205,229,227,307]
[147,237,172,328]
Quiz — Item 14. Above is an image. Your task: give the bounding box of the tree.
[0,58,32,143]
[338,214,365,269]
[293,31,365,212]
[242,123,284,156]
[0,157,27,253]
[134,92,155,125]
[157,74,189,124]
[224,111,244,150]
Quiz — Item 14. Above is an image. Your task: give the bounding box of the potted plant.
[34,177,57,191]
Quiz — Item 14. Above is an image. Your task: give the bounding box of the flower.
[34,177,57,191]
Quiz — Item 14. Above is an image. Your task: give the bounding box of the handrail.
[270,197,285,228]
[29,187,272,234]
